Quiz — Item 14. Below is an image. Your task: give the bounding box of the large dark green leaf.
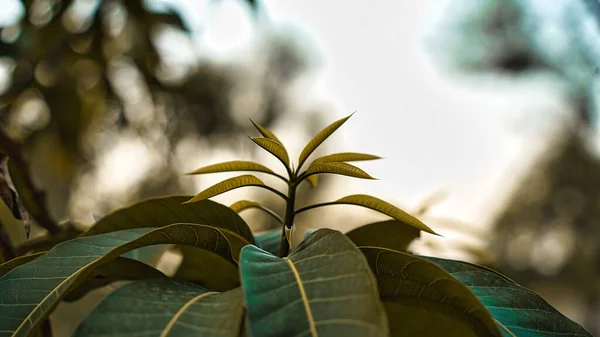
[240,229,389,337]
[0,223,249,337]
[345,220,420,252]
[423,257,593,337]
[63,256,166,302]
[82,196,254,244]
[254,229,282,256]
[74,278,244,337]
[0,252,166,302]
[360,247,502,337]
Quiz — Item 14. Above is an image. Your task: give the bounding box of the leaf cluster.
[0,115,591,337]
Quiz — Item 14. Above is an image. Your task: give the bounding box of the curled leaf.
[187,161,277,177]
[297,113,353,170]
[250,137,290,169]
[305,162,376,180]
[184,175,268,204]
[312,152,381,165]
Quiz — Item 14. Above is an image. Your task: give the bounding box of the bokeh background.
[1,0,600,335]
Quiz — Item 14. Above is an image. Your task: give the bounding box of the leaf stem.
[279,174,298,257]
[294,202,337,215]
[260,185,289,201]
[238,206,283,225]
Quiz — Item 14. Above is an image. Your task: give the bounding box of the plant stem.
[279,177,297,257]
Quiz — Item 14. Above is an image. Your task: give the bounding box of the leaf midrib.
[283,257,317,337]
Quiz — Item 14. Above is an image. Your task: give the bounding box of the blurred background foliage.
[2,0,600,335]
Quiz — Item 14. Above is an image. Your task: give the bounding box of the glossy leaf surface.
[361,247,502,337]
[83,196,254,244]
[0,223,248,337]
[423,256,593,337]
[74,278,244,337]
[240,229,389,337]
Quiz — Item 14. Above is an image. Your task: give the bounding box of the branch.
[0,127,59,234]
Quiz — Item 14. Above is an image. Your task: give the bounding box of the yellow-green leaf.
[297,113,353,169]
[229,200,283,224]
[250,137,290,169]
[250,119,282,144]
[230,200,262,212]
[186,161,276,176]
[184,175,268,204]
[306,174,318,188]
[312,152,381,165]
[336,194,437,235]
[305,162,376,180]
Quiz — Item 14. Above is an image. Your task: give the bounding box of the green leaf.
[186,160,278,177]
[230,200,262,212]
[0,252,166,302]
[250,137,290,169]
[422,256,593,337]
[305,162,376,180]
[0,223,249,336]
[306,174,318,187]
[345,220,420,252]
[297,113,353,170]
[74,278,244,337]
[0,252,44,277]
[63,256,166,302]
[240,229,389,337]
[185,175,280,204]
[230,200,283,224]
[253,229,282,256]
[83,196,255,244]
[312,152,381,165]
[250,119,283,144]
[173,246,241,292]
[335,194,437,235]
[360,247,503,337]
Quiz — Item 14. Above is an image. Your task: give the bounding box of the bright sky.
[0,0,574,229]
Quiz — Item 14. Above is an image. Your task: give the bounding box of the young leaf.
[306,174,318,187]
[360,247,503,337]
[297,113,353,170]
[230,200,283,224]
[74,279,244,337]
[83,196,255,244]
[345,220,420,252]
[305,162,376,180]
[422,256,593,337]
[250,137,290,169]
[0,223,249,336]
[250,119,283,144]
[295,194,437,235]
[186,160,280,178]
[312,152,381,165]
[240,229,389,337]
[184,175,286,204]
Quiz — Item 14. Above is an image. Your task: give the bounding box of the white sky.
[0,0,574,229]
